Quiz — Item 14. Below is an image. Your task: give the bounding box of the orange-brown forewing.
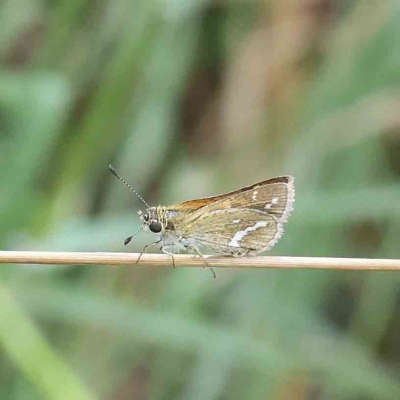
[177,176,292,214]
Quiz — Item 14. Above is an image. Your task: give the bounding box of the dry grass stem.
[0,251,399,270]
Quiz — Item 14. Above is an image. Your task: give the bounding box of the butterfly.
[109,166,295,277]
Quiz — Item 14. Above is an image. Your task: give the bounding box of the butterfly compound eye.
[149,221,162,233]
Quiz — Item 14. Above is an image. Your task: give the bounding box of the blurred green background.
[1,1,400,399]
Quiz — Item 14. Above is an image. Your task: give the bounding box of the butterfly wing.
[178,176,294,221]
[165,176,294,255]
[182,208,280,255]
[179,176,294,223]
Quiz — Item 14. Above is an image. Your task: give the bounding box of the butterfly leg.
[137,239,162,263]
[189,247,216,278]
[233,249,251,257]
[160,246,177,268]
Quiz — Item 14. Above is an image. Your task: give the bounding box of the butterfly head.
[138,208,163,234]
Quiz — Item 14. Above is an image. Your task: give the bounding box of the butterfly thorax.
[157,206,188,234]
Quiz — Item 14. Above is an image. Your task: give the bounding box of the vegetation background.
[1,1,400,399]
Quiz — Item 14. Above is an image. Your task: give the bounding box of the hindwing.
[180,208,280,255]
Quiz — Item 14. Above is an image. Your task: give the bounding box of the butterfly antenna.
[124,221,150,245]
[109,165,150,208]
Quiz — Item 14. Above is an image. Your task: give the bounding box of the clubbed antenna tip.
[124,236,133,246]
[109,164,118,178]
